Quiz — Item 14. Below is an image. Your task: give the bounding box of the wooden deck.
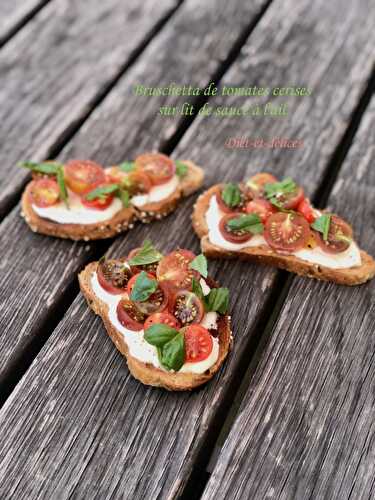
[0,0,374,498]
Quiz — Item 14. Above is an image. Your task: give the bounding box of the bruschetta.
[79,241,232,390]
[20,153,204,240]
[192,174,375,285]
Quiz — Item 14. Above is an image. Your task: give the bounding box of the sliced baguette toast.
[79,261,232,391]
[21,160,204,240]
[192,185,375,286]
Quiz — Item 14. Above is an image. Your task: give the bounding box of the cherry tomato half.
[245,199,276,223]
[156,250,199,291]
[127,273,169,315]
[144,312,180,330]
[183,325,213,363]
[272,186,304,210]
[105,166,130,184]
[297,198,316,223]
[116,299,146,331]
[171,291,204,326]
[81,183,115,210]
[128,248,159,276]
[247,173,277,197]
[264,212,310,253]
[314,215,353,254]
[135,153,175,186]
[121,171,152,195]
[219,214,254,244]
[97,259,132,294]
[126,272,156,296]
[29,178,60,207]
[64,160,105,194]
[216,184,250,214]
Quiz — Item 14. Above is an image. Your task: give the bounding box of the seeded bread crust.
[192,185,375,286]
[79,262,232,391]
[21,160,204,240]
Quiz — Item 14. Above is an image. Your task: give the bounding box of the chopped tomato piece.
[156,250,199,290]
[314,215,353,254]
[184,325,213,363]
[122,171,152,195]
[106,166,130,184]
[64,160,105,194]
[144,312,180,330]
[245,199,276,223]
[29,178,60,207]
[81,184,114,210]
[135,153,175,186]
[97,259,132,294]
[297,198,316,223]
[116,299,146,331]
[219,214,254,244]
[171,291,204,326]
[272,185,304,210]
[264,212,310,253]
[128,248,159,275]
[247,173,277,197]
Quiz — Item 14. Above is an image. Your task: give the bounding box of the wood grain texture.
[202,99,375,500]
[0,0,50,45]
[0,0,269,394]
[0,0,178,216]
[1,0,375,499]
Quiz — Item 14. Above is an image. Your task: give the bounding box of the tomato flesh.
[122,171,152,195]
[247,173,277,197]
[128,248,159,275]
[171,291,204,326]
[219,214,253,244]
[29,178,60,207]
[127,273,169,315]
[105,166,130,184]
[135,153,175,186]
[245,199,276,223]
[144,312,180,330]
[184,325,213,363]
[64,160,105,194]
[97,259,132,294]
[314,215,353,254]
[156,250,199,290]
[271,186,304,210]
[297,198,315,223]
[81,183,114,210]
[116,299,146,331]
[264,212,310,252]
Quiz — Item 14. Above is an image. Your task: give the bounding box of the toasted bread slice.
[21,160,204,240]
[79,262,232,390]
[192,185,375,286]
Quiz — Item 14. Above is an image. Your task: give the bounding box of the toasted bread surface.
[79,262,232,390]
[192,185,375,286]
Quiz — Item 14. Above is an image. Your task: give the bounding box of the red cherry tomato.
[245,199,276,223]
[135,153,175,186]
[219,214,254,244]
[116,299,146,331]
[156,250,199,291]
[273,186,304,210]
[64,160,105,194]
[126,272,155,295]
[216,184,249,214]
[264,212,310,253]
[105,166,130,184]
[171,291,204,326]
[128,248,159,276]
[247,173,277,197]
[184,324,213,363]
[314,215,353,254]
[296,198,316,223]
[122,171,152,195]
[127,273,169,315]
[81,183,115,210]
[97,259,132,294]
[144,312,180,330]
[29,178,60,207]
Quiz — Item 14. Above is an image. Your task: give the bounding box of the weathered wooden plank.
[0,0,270,398]
[0,0,374,499]
[202,100,375,500]
[0,0,179,217]
[0,0,50,45]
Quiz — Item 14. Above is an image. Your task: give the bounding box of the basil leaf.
[175,160,188,178]
[118,161,135,172]
[311,214,331,241]
[205,287,229,314]
[130,271,158,302]
[160,331,185,371]
[128,239,163,266]
[264,177,297,198]
[221,183,242,208]
[144,324,180,347]
[189,253,208,278]
[118,188,130,208]
[226,214,264,234]
[86,183,119,201]
[191,277,204,300]
[18,161,62,175]
[56,166,69,208]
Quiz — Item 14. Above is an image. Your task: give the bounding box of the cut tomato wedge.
[135,153,175,186]
[245,199,276,223]
[264,212,310,253]
[64,160,105,194]
[297,198,315,223]
[183,325,213,363]
[29,178,60,207]
[156,250,198,290]
[219,214,254,244]
[314,215,353,254]
[144,312,180,330]
[81,183,115,210]
[97,259,132,294]
[116,299,146,331]
[171,291,204,326]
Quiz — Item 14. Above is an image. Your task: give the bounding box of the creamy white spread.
[91,272,219,374]
[131,175,179,207]
[205,195,361,269]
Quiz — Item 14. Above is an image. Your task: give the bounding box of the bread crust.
[79,262,232,390]
[21,160,204,240]
[192,185,375,286]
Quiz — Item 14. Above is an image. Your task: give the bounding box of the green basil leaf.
[118,161,135,172]
[118,188,130,208]
[191,277,204,300]
[160,331,185,371]
[86,183,119,201]
[144,324,180,347]
[128,239,163,266]
[205,287,229,314]
[311,214,331,241]
[226,214,264,234]
[264,177,297,198]
[221,183,242,208]
[175,160,188,178]
[189,253,208,278]
[130,271,158,302]
[56,166,69,208]
[18,161,62,175]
